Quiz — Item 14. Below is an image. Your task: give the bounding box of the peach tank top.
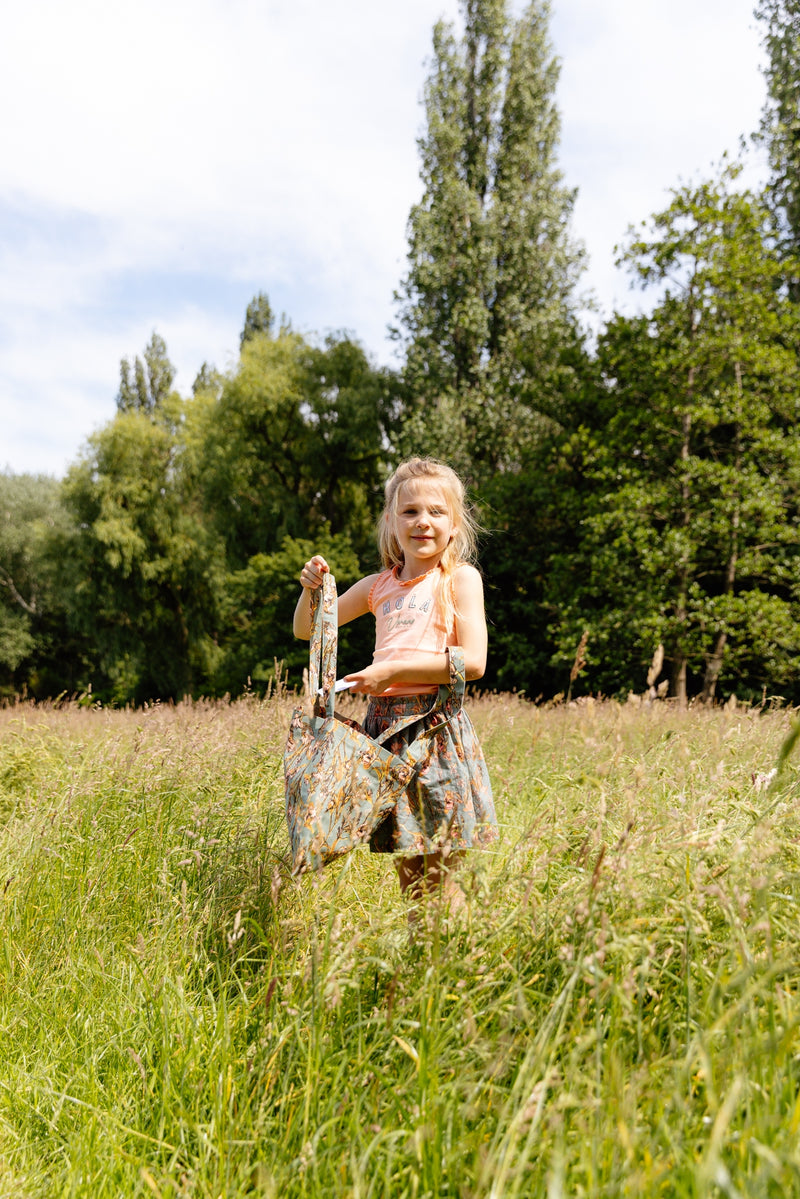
[367,565,455,696]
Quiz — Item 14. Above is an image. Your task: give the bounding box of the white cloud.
[0,0,769,475]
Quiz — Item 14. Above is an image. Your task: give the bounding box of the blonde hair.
[377,459,480,631]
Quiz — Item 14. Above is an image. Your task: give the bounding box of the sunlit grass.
[0,693,799,1196]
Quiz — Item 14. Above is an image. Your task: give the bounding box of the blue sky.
[1,0,767,477]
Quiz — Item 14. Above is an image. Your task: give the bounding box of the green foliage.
[30,318,397,705]
[394,0,583,477]
[0,471,73,696]
[0,473,49,676]
[191,360,224,399]
[116,331,177,415]
[2,698,800,1195]
[240,290,275,348]
[478,341,605,696]
[199,330,388,571]
[60,408,224,704]
[196,328,392,696]
[213,532,366,694]
[756,0,800,288]
[550,171,800,701]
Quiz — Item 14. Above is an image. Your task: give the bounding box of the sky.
[0,0,768,478]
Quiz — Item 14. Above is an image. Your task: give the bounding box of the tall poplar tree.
[757,0,800,289]
[393,0,583,476]
[116,332,177,416]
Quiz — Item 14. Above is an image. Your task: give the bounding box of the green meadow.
[1,691,799,1197]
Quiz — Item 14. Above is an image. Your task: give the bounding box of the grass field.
[0,688,799,1197]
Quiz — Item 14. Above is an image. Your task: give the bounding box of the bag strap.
[309,572,338,718]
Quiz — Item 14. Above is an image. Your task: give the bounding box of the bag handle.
[309,572,338,717]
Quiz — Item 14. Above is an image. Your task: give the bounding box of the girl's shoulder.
[450,562,485,613]
[452,561,483,592]
[452,561,481,581]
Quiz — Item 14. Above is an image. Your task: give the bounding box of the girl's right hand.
[299,555,329,590]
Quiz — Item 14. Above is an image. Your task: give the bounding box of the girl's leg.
[429,851,466,913]
[395,854,426,900]
[395,851,466,913]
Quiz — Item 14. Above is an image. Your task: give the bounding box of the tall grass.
[0,692,799,1197]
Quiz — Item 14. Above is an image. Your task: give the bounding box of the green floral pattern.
[367,687,497,855]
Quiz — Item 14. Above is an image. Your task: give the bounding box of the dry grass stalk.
[569,630,589,685]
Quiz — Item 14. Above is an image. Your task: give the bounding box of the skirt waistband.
[367,694,433,721]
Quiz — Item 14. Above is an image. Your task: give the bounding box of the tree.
[393,0,583,476]
[21,315,392,703]
[477,346,605,696]
[194,326,391,691]
[756,0,800,290]
[200,329,389,571]
[0,472,65,694]
[213,533,364,694]
[61,408,223,704]
[550,172,800,703]
[192,361,223,398]
[301,334,392,554]
[116,332,177,415]
[240,291,275,348]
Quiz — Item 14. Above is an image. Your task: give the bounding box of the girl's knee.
[396,850,463,895]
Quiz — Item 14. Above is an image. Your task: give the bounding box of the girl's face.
[392,480,457,572]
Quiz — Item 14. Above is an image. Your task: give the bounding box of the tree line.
[2,0,799,706]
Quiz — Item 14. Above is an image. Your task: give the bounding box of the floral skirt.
[364,694,498,856]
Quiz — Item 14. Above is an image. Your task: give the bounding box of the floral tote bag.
[283,572,464,875]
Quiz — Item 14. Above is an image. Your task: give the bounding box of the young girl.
[293,456,497,907]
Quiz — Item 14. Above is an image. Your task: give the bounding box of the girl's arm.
[292,555,377,639]
[344,564,488,693]
[453,563,488,678]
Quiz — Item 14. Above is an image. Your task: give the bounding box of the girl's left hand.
[343,663,395,695]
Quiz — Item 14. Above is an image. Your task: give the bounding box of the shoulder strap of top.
[367,568,393,614]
